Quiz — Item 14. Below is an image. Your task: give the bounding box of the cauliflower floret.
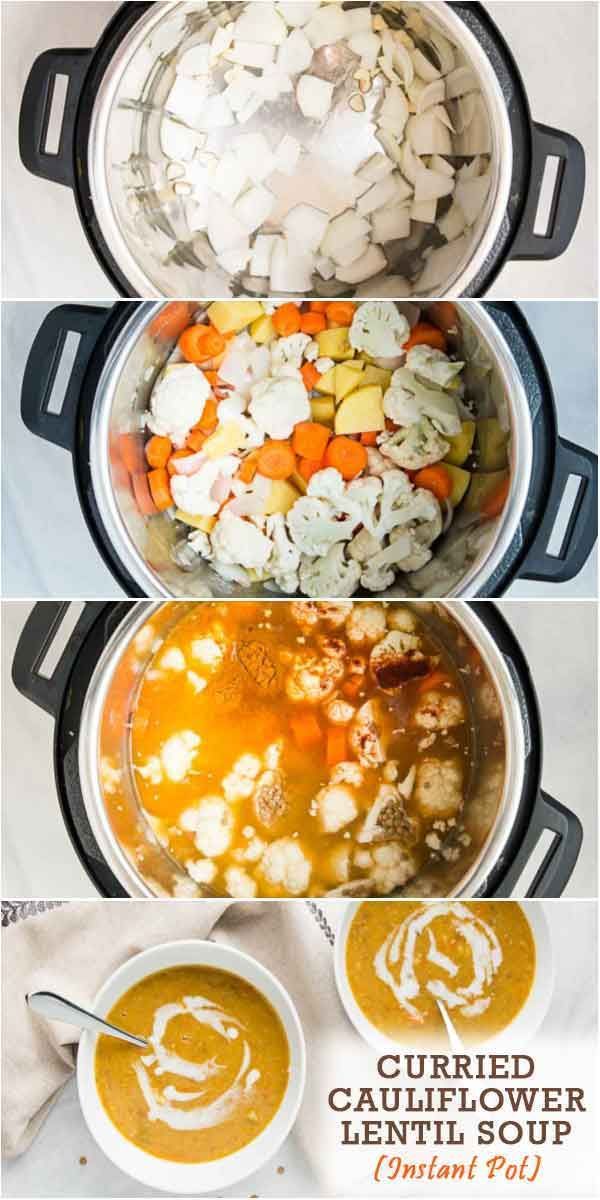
[387,606,418,633]
[322,842,351,885]
[370,841,418,894]
[349,699,386,767]
[383,367,462,436]
[224,865,258,898]
[323,696,355,724]
[100,758,121,795]
[375,469,418,536]
[330,761,365,788]
[266,512,300,592]
[170,455,239,516]
[253,768,288,827]
[249,369,310,438]
[316,601,353,627]
[260,837,311,894]
[290,600,321,629]
[160,646,186,672]
[191,636,224,668]
[147,363,210,447]
[286,652,344,702]
[407,344,464,389]
[186,858,217,886]
[370,630,431,690]
[316,783,358,833]
[235,753,262,779]
[366,446,394,477]
[288,498,356,556]
[378,417,449,470]
[220,333,271,395]
[348,528,383,563]
[161,731,201,782]
[264,739,283,769]
[357,777,417,845]
[137,755,163,785]
[211,511,273,569]
[270,331,312,370]
[413,688,465,731]
[243,835,266,863]
[194,795,234,857]
[222,770,256,802]
[349,301,410,358]
[299,544,361,598]
[346,602,387,646]
[414,757,463,819]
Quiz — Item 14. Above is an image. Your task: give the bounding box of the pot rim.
[76,600,528,899]
[85,0,514,299]
[88,299,534,599]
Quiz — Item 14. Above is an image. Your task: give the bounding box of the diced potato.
[202,422,246,459]
[463,470,509,515]
[250,314,276,344]
[310,395,336,425]
[444,464,471,507]
[361,364,392,390]
[264,479,301,515]
[335,361,364,403]
[175,511,217,532]
[476,418,509,471]
[315,366,337,394]
[290,470,308,495]
[316,327,355,361]
[206,300,264,334]
[335,385,385,434]
[444,419,476,467]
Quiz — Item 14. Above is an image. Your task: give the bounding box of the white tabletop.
[1,598,597,899]
[1,1,597,300]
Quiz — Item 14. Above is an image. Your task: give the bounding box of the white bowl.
[335,900,554,1051]
[77,939,306,1194]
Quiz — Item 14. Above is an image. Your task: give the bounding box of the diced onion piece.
[411,47,441,83]
[416,234,469,291]
[176,43,211,77]
[304,5,348,48]
[161,118,205,162]
[218,241,251,274]
[406,110,452,155]
[371,205,411,243]
[345,8,372,34]
[357,174,401,216]
[410,197,438,223]
[321,211,370,256]
[207,197,249,253]
[454,172,491,225]
[210,150,248,203]
[166,75,209,124]
[428,28,456,75]
[225,41,276,69]
[270,238,314,291]
[277,2,320,27]
[283,203,330,251]
[377,84,409,136]
[296,73,334,121]
[234,3,288,44]
[430,154,455,178]
[277,27,313,74]
[356,153,394,186]
[250,234,278,276]
[445,66,479,99]
[234,184,275,232]
[437,201,467,242]
[355,274,411,297]
[391,42,414,87]
[274,133,302,174]
[455,95,491,155]
[330,235,370,267]
[348,31,380,69]
[315,254,335,279]
[414,162,454,204]
[400,139,419,185]
[417,78,446,112]
[199,93,234,129]
[335,244,387,284]
[375,128,405,169]
[232,132,276,183]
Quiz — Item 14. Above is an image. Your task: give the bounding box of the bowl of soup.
[335,899,553,1049]
[76,940,306,1192]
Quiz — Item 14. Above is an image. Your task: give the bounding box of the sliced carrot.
[203,369,221,389]
[418,669,452,693]
[179,323,226,363]
[197,396,218,434]
[145,435,172,469]
[147,467,173,511]
[298,456,325,483]
[300,311,327,334]
[342,675,364,700]
[326,300,356,325]
[256,440,297,480]
[300,361,321,392]
[167,449,194,476]
[236,452,259,484]
[292,420,331,461]
[427,302,458,335]
[360,430,379,447]
[481,476,510,520]
[186,428,207,453]
[119,432,145,475]
[324,435,367,480]
[273,302,301,337]
[326,725,348,767]
[149,302,194,343]
[131,472,157,516]
[403,322,448,353]
[290,711,322,751]
[413,464,452,502]
[309,301,329,312]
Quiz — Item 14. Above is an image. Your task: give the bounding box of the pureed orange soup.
[95,965,290,1163]
[346,901,535,1045]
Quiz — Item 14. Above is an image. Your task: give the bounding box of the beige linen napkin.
[2,899,374,1194]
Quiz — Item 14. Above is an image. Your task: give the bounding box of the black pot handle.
[21,304,110,452]
[12,602,107,718]
[518,437,598,583]
[509,122,585,262]
[19,48,93,188]
[495,791,582,898]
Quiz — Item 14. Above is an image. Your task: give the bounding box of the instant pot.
[12,600,582,898]
[20,300,598,597]
[18,1,585,297]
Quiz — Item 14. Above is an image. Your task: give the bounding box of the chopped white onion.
[250,234,278,277]
[335,243,386,284]
[234,184,275,232]
[277,27,313,74]
[371,205,411,243]
[296,73,334,121]
[234,3,288,45]
[283,203,330,251]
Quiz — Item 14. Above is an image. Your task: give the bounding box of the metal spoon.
[26,990,148,1049]
[435,998,465,1052]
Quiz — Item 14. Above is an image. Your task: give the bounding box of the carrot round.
[413,464,452,502]
[186,429,207,453]
[197,397,218,434]
[326,300,356,325]
[300,361,320,391]
[145,435,172,469]
[481,476,510,520]
[360,431,378,447]
[298,456,325,483]
[300,311,327,334]
[179,324,226,362]
[150,302,193,343]
[147,467,173,511]
[324,436,367,480]
[256,440,297,479]
[273,303,301,337]
[132,472,157,516]
[119,432,146,475]
[309,301,328,312]
[403,322,448,353]
[292,421,331,461]
[326,725,348,767]
[290,711,322,751]
[236,453,259,484]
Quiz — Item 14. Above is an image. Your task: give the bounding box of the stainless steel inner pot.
[89,300,532,598]
[87,1,512,298]
[77,600,526,898]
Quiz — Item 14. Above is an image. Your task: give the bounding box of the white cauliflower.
[323,696,355,724]
[349,699,386,767]
[378,416,450,470]
[407,344,465,389]
[160,647,186,672]
[194,795,234,857]
[330,761,365,788]
[270,330,312,369]
[224,865,258,898]
[191,636,224,668]
[349,301,410,358]
[346,602,387,646]
[185,858,217,886]
[383,367,461,436]
[219,332,271,395]
[413,689,465,731]
[147,363,210,447]
[299,544,361,597]
[414,757,463,819]
[161,731,201,782]
[285,651,344,702]
[315,783,358,833]
[348,527,383,563]
[170,455,239,517]
[266,512,300,592]
[288,498,356,556]
[370,841,418,893]
[249,368,310,438]
[388,606,418,632]
[259,837,311,894]
[211,511,273,569]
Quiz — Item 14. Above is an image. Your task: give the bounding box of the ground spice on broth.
[95,965,290,1163]
[346,900,536,1045]
[115,601,505,898]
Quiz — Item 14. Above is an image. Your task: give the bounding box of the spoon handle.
[26,990,148,1049]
